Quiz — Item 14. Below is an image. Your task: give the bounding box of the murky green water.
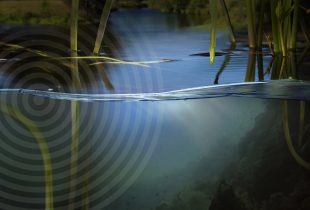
[0,8,310,210]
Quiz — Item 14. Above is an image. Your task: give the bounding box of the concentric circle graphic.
[0,3,164,210]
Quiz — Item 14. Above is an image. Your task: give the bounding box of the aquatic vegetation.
[209,0,217,64]
[93,0,115,55]
[246,0,256,49]
[0,103,54,210]
[283,101,310,170]
[219,0,236,45]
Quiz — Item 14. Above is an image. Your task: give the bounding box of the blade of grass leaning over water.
[219,0,236,45]
[0,103,54,210]
[209,0,217,64]
[93,0,114,55]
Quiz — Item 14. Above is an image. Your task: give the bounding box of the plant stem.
[246,0,256,49]
[270,0,281,54]
[0,104,54,210]
[93,0,115,55]
[245,51,256,81]
[283,101,310,170]
[219,0,236,45]
[257,0,265,50]
[209,0,217,64]
[289,0,300,49]
[71,0,79,53]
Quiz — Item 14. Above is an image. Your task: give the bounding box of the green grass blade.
[71,0,79,52]
[209,0,217,64]
[93,0,115,55]
[257,0,266,49]
[270,0,281,53]
[219,0,236,45]
[289,0,300,49]
[246,0,257,49]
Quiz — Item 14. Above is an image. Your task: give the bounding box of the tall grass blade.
[283,0,292,48]
[257,0,266,49]
[289,0,300,49]
[246,0,256,49]
[219,0,236,45]
[93,0,115,55]
[71,0,79,53]
[270,0,281,53]
[69,1,82,209]
[209,0,217,64]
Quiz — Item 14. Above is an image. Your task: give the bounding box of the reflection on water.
[0,9,308,94]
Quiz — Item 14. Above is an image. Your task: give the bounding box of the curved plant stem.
[0,103,54,210]
[283,101,310,170]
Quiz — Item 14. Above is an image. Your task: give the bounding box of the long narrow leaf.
[93,0,115,54]
[209,0,217,64]
[219,0,236,45]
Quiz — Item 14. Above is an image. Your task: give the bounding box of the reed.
[270,0,281,54]
[289,0,300,49]
[257,0,266,50]
[0,103,54,210]
[68,1,82,209]
[245,51,256,81]
[93,0,115,55]
[209,0,217,64]
[219,0,236,45]
[257,54,264,81]
[71,0,79,53]
[246,0,256,49]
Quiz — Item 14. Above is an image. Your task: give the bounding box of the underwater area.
[0,1,310,210]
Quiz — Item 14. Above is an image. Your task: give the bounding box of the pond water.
[0,8,310,210]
